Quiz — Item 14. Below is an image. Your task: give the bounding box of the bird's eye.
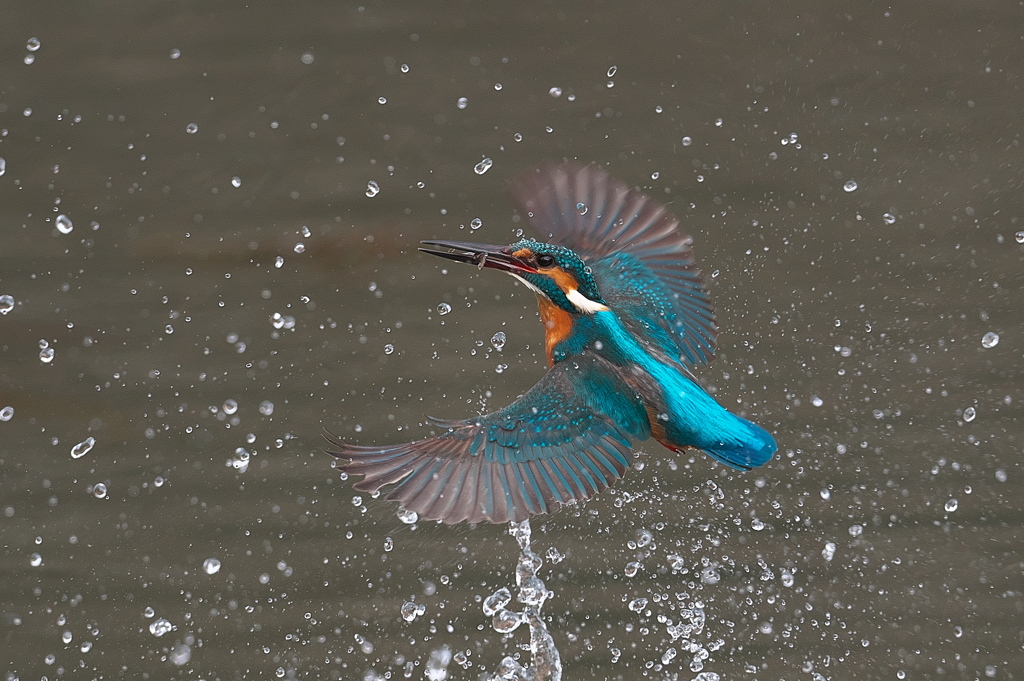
[536,254,555,268]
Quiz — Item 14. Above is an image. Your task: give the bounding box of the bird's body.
[329,162,776,524]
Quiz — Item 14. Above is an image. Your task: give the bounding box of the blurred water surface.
[1,2,1022,679]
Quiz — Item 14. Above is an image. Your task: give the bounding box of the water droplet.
[259,400,274,416]
[293,242,305,254]
[0,406,13,422]
[606,65,617,77]
[27,37,41,51]
[494,363,507,374]
[576,202,588,215]
[483,587,511,616]
[144,606,155,618]
[981,332,999,349]
[661,647,677,665]
[401,601,426,622]
[203,558,221,574]
[715,117,723,127]
[995,469,1007,483]
[185,123,198,134]
[811,396,824,407]
[883,212,896,225]
[300,52,314,65]
[822,542,836,561]
[624,561,641,577]
[682,136,692,146]
[0,294,14,314]
[545,547,564,563]
[274,256,285,268]
[400,63,409,73]
[751,518,765,531]
[492,609,523,633]
[436,302,451,315]
[1015,231,1024,244]
[398,508,418,524]
[365,180,380,197]
[651,171,660,180]
[170,48,181,59]
[231,176,242,188]
[383,536,394,552]
[843,180,858,192]
[457,97,468,109]
[384,343,394,355]
[493,82,502,91]
[30,553,43,567]
[474,157,493,175]
[378,96,387,104]
[169,643,191,666]
[700,567,720,584]
[92,483,107,499]
[848,524,863,537]
[513,132,523,142]
[40,345,54,363]
[0,157,6,176]
[149,618,175,637]
[80,641,92,653]
[23,53,35,65]
[490,332,506,351]
[628,597,647,612]
[963,406,976,422]
[70,436,96,459]
[820,488,831,500]
[230,447,250,472]
[549,86,562,97]
[222,399,238,415]
[944,498,959,513]
[470,217,482,230]
[56,214,74,234]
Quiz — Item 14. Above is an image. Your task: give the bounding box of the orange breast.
[537,296,573,367]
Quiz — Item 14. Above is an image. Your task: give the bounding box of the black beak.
[419,240,536,274]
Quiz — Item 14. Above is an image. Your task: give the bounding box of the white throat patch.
[509,273,545,296]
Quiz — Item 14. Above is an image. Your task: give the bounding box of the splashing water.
[487,519,562,681]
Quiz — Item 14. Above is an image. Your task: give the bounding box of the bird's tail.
[701,418,777,471]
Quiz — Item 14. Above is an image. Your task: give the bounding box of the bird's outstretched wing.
[327,354,650,524]
[510,162,717,365]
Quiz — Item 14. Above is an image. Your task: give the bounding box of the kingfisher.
[329,162,776,524]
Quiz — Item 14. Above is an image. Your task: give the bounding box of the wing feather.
[328,353,649,524]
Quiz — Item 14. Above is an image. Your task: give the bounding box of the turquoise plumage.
[328,162,777,524]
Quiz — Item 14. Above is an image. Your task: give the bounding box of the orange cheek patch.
[512,248,534,260]
[540,267,579,294]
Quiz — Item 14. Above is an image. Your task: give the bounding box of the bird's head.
[420,238,608,314]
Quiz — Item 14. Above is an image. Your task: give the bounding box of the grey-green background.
[2,2,1022,679]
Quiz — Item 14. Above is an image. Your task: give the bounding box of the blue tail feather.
[701,419,777,470]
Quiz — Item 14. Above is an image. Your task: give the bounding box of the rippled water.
[2,3,1022,680]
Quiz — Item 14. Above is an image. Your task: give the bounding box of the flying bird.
[328,162,776,524]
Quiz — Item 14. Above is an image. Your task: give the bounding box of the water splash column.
[484,519,562,681]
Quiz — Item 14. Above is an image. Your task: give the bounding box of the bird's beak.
[419,240,537,274]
